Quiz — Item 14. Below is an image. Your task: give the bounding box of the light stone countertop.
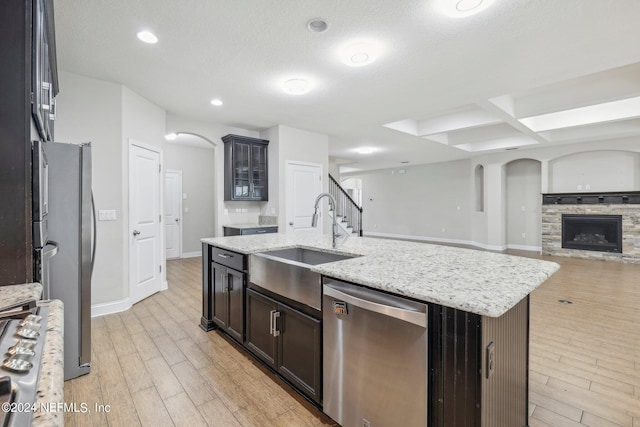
[202,233,560,317]
[0,282,43,307]
[32,299,64,427]
[223,223,278,229]
[0,283,63,427]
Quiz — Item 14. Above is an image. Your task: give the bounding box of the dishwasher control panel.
[332,301,348,315]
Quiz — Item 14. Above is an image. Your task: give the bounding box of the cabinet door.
[232,141,251,199]
[226,268,245,342]
[211,262,228,329]
[245,289,278,368]
[277,304,322,404]
[250,143,268,200]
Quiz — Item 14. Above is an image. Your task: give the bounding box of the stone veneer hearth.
[542,192,640,263]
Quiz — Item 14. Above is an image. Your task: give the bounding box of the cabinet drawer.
[241,226,277,235]
[211,247,246,271]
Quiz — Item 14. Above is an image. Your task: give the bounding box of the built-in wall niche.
[548,150,640,193]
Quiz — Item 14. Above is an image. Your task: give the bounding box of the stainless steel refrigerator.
[42,141,93,380]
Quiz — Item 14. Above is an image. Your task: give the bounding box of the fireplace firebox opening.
[561,214,622,253]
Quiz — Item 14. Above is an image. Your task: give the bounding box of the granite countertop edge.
[201,234,560,317]
[223,223,279,230]
[32,299,64,427]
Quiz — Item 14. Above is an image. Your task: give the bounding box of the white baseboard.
[182,251,201,258]
[161,280,169,291]
[91,298,131,318]
[507,244,542,252]
[363,231,510,251]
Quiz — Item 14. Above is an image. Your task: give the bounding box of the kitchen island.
[201,234,559,426]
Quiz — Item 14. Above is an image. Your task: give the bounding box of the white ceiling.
[54,0,640,171]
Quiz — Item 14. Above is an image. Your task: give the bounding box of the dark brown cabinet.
[201,244,247,342]
[222,134,269,201]
[245,288,322,404]
[211,262,245,342]
[32,0,58,142]
[223,225,278,236]
[0,0,58,285]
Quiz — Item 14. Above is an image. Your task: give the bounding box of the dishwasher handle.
[324,283,427,328]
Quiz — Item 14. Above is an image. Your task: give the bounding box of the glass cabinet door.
[251,144,267,199]
[233,142,251,198]
[223,134,269,201]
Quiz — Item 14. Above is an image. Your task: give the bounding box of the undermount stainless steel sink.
[249,247,357,310]
[259,247,354,266]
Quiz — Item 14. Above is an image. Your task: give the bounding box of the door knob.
[175,218,179,222]
[289,222,294,226]
[132,230,141,236]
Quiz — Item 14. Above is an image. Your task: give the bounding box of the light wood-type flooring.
[64,253,640,427]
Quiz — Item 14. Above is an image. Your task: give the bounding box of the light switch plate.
[98,209,117,221]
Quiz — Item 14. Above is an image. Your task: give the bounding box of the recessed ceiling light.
[307,18,329,33]
[210,99,223,106]
[136,31,158,44]
[165,133,177,141]
[456,0,484,12]
[341,42,381,67]
[354,147,377,154]
[434,0,496,17]
[283,78,312,95]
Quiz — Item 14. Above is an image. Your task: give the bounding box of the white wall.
[276,125,329,233]
[549,150,640,192]
[506,159,541,249]
[55,71,125,306]
[345,138,640,250]
[121,86,168,290]
[56,73,261,312]
[354,160,472,242]
[165,114,260,237]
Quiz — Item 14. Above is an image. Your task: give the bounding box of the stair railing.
[328,174,363,236]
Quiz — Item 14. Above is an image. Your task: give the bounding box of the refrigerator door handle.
[91,192,97,277]
[41,241,58,299]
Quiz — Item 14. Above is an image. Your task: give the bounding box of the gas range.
[0,301,49,427]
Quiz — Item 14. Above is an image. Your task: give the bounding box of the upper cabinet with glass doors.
[222,134,269,201]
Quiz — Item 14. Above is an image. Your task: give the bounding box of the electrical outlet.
[577,184,583,190]
[184,207,189,213]
[183,193,187,199]
[521,233,526,238]
[585,184,591,190]
[441,227,446,233]
[223,209,229,216]
[521,205,526,211]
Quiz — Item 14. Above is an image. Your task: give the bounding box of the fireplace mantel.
[542,191,640,205]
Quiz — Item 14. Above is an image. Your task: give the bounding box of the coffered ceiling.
[54,0,640,171]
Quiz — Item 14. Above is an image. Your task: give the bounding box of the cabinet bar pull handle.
[269,310,276,336]
[273,311,281,337]
[222,273,228,292]
[218,253,232,259]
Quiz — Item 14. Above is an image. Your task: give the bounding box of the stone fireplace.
[541,192,640,263]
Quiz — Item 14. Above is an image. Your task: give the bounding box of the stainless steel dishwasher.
[323,279,428,427]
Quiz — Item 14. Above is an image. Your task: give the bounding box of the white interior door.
[129,141,162,304]
[286,161,322,233]
[164,170,182,260]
